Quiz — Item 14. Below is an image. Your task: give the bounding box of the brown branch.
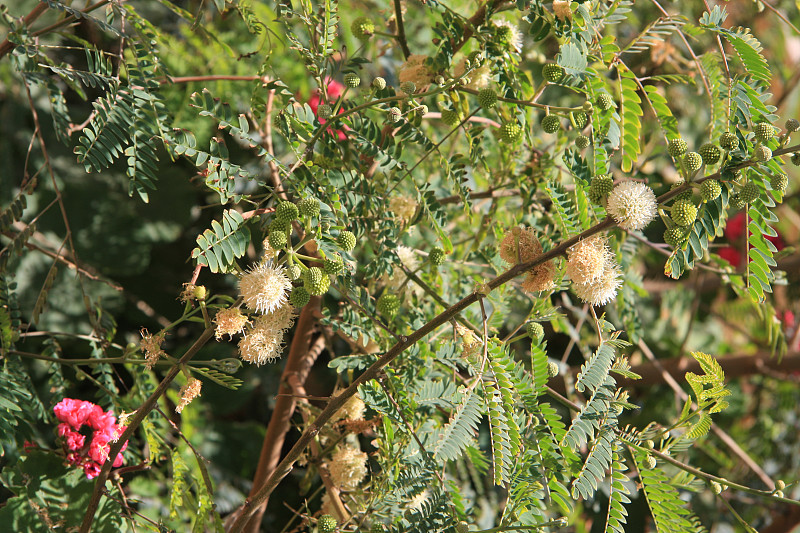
[237,298,324,533]
[0,1,49,60]
[392,0,410,59]
[161,75,264,85]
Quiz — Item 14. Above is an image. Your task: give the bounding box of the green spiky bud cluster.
[770,173,788,192]
[527,322,544,342]
[663,226,689,247]
[286,264,302,281]
[478,88,498,109]
[589,174,614,203]
[754,145,772,162]
[542,63,564,82]
[582,101,593,114]
[289,286,310,308]
[377,293,400,318]
[344,73,360,88]
[644,455,657,470]
[298,197,320,218]
[792,153,800,166]
[683,152,702,173]
[738,180,759,204]
[372,77,386,90]
[268,230,287,249]
[417,104,429,116]
[699,143,721,165]
[389,107,402,123]
[668,138,688,158]
[711,481,723,495]
[786,118,800,132]
[275,201,299,224]
[455,521,470,533]
[338,231,356,252]
[270,219,290,235]
[547,361,559,378]
[500,122,523,143]
[318,514,338,533]
[400,81,416,94]
[597,93,614,110]
[700,180,722,202]
[303,267,330,295]
[371,524,385,533]
[672,200,697,227]
[719,132,738,151]
[571,111,588,129]
[351,16,374,39]
[754,122,775,143]
[323,255,344,275]
[442,110,459,126]
[317,104,332,119]
[541,115,560,134]
[429,247,446,266]
[575,135,591,149]
[730,193,745,209]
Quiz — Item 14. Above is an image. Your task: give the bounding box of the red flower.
[308,78,347,141]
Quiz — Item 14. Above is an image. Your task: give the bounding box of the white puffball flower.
[572,257,623,306]
[606,181,658,231]
[239,260,292,315]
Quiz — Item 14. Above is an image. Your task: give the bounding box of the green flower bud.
[770,173,788,192]
[719,131,738,150]
[344,73,360,88]
[542,63,564,83]
[683,152,702,173]
[377,293,400,318]
[671,200,697,227]
[754,122,775,143]
[275,201,299,224]
[303,267,330,295]
[298,197,320,218]
[738,180,759,204]
[400,81,416,94]
[351,16,374,40]
[289,286,311,307]
[268,230,288,249]
[699,143,721,165]
[754,144,772,162]
[372,77,386,90]
[668,138,688,158]
[575,134,591,149]
[527,322,544,342]
[597,93,615,110]
[429,247,446,266]
[500,122,523,142]
[337,231,357,252]
[478,88,498,109]
[318,514,337,533]
[700,180,722,202]
[541,115,561,134]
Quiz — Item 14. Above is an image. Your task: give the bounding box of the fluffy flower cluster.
[214,307,250,340]
[388,195,418,223]
[332,391,366,422]
[240,260,293,315]
[398,55,434,93]
[54,398,127,479]
[176,378,202,414]
[327,445,368,491]
[140,329,166,369]
[606,181,658,231]
[553,0,572,20]
[566,236,612,285]
[238,260,296,365]
[499,227,556,293]
[571,252,623,307]
[382,245,423,298]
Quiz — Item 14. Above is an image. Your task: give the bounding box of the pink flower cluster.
[307,78,347,141]
[54,398,127,479]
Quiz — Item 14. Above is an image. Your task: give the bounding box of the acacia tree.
[1,0,799,532]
